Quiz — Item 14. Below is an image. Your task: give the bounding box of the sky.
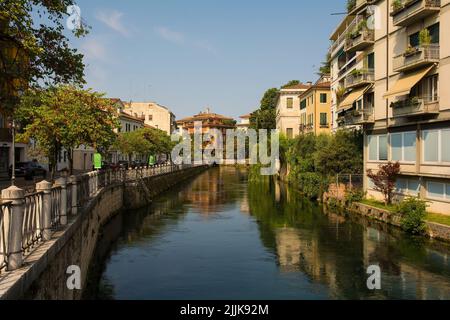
[70,0,345,119]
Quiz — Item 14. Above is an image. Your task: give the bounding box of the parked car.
[9,162,47,180]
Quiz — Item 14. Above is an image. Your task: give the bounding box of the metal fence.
[22,192,44,254]
[0,163,199,274]
[327,174,364,200]
[0,201,12,272]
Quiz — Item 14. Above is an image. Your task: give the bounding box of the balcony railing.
[391,95,439,118]
[345,29,374,53]
[338,108,374,126]
[345,69,375,88]
[0,128,12,142]
[393,44,439,73]
[391,0,441,27]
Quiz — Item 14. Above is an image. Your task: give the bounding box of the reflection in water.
[86,167,450,300]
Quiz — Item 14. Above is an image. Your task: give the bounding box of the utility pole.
[8,117,16,186]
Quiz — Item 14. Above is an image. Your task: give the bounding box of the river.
[84,167,450,300]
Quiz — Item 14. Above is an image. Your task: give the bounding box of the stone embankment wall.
[0,166,208,300]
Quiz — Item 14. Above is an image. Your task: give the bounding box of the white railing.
[0,163,199,273]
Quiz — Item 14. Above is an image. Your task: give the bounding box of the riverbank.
[324,198,450,243]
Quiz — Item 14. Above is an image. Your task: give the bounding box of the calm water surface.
[86,167,450,300]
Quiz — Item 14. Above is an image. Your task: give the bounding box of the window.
[423,129,450,163]
[367,53,375,70]
[287,98,293,109]
[368,134,388,161]
[409,32,419,47]
[427,182,445,199]
[426,74,439,102]
[320,93,327,104]
[148,115,153,121]
[428,23,439,44]
[300,99,307,110]
[396,178,420,196]
[391,132,416,162]
[286,128,293,139]
[379,135,388,161]
[320,113,328,126]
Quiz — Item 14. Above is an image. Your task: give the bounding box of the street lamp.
[7,117,16,186]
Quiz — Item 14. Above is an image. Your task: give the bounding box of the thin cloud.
[155,26,217,54]
[96,10,130,37]
[81,38,108,62]
[154,26,185,44]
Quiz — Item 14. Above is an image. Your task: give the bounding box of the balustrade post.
[69,175,78,215]
[1,186,25,271]
[36,181,52,241]
[55,177,68,226]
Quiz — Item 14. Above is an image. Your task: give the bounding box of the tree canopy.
[15,86,119,175]
[0,0,88,115]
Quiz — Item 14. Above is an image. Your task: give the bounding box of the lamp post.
[7,117,16,186]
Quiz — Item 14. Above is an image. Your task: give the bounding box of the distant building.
[108,99,146,163]
[237,114,252,131]
[123,102,176,135]
[276,83,311,139]
[298,77,332,135]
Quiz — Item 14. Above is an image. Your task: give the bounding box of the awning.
[338,85,372,112]
[383,65,434,99]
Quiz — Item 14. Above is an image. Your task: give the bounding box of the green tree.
[0,0,88,115]
[318,53,331,76]
[281,80,300,89]
[315,130,364,175]
[15,86,119,176]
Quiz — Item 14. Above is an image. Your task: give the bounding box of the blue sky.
[71,0,344,119]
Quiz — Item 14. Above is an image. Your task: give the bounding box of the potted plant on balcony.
[391,0,404,14]
[419,28,432,47]
[336,86,346,103]
[404,44,419,57]
[347,0,357,12]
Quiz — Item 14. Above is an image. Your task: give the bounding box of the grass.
[360,198,397,212]
[426,212,450,227]
[359,199,450,227]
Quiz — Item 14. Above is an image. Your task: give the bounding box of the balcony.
[345,29,374,53]
[345,69,375,89]
[347,0,376,15]
[338,108,374,126]
[0,128,12,142]
[393,44,439,73]
[391,0,441,27]
[391,96,439,118]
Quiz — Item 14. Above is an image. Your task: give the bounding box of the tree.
[318,53,331,76]
[250,88,279,130]
[281,80,300,89]
[367,162,401,205]
[0,0,88,115]
[315,129,363,175]
[15,86,119,176]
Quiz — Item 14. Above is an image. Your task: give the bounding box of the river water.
[85,167,450,300]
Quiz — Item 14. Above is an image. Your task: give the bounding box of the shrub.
[327,197,342,211]
[345,188,366,205]
[396,198,428,235]
[367,161,401,205]
[297,172,329,200]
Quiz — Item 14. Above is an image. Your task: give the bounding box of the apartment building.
[276,83,311,139]
[329,0,450,215]
[299,78,332,135]
[123,102,177,135]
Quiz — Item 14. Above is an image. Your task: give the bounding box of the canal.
[85,167,450,300]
